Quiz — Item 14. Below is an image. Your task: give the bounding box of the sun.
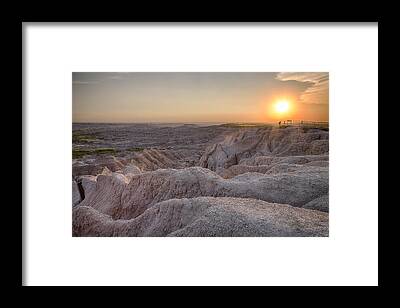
[275,100,290,113]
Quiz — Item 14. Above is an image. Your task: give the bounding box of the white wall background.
[24,23,378,286]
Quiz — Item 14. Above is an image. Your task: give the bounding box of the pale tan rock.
[73,156,125,177]
[77,175,97,200]
[79,173,128,216]
[72,180,82,206]
[72,125,330,236]
[200,127,328,172]
[79,166,328,220]
[303,194,329,212]
[73,197,329,237]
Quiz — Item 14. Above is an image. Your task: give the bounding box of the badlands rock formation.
[199,127,328,173]
[73,197,328,237]
[72,124,329,237]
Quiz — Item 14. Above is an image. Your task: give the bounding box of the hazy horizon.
[73,72,329,123]
[72,120,328,124]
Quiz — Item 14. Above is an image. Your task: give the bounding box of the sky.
[73,72,328,123]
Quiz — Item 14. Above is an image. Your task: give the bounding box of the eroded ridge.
[72,124,329,237]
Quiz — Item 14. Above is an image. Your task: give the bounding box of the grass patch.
[94,148,116,154]
[72,131,99,143]
[127,147,145,152]
[72,149,93,159]
[73,147,116,159]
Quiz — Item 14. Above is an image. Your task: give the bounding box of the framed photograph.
[72,72,329,237]
[23,22,379,286]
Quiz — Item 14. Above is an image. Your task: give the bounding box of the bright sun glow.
[275,100,290,113]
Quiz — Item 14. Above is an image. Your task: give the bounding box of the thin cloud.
[276,72,329,105]
[73,74,126,85]
[109,75,124,80]
[73,80,100,85]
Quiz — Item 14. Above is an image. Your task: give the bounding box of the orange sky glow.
[73,72,329,123]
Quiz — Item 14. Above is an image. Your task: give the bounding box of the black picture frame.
[16,8,383,289]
